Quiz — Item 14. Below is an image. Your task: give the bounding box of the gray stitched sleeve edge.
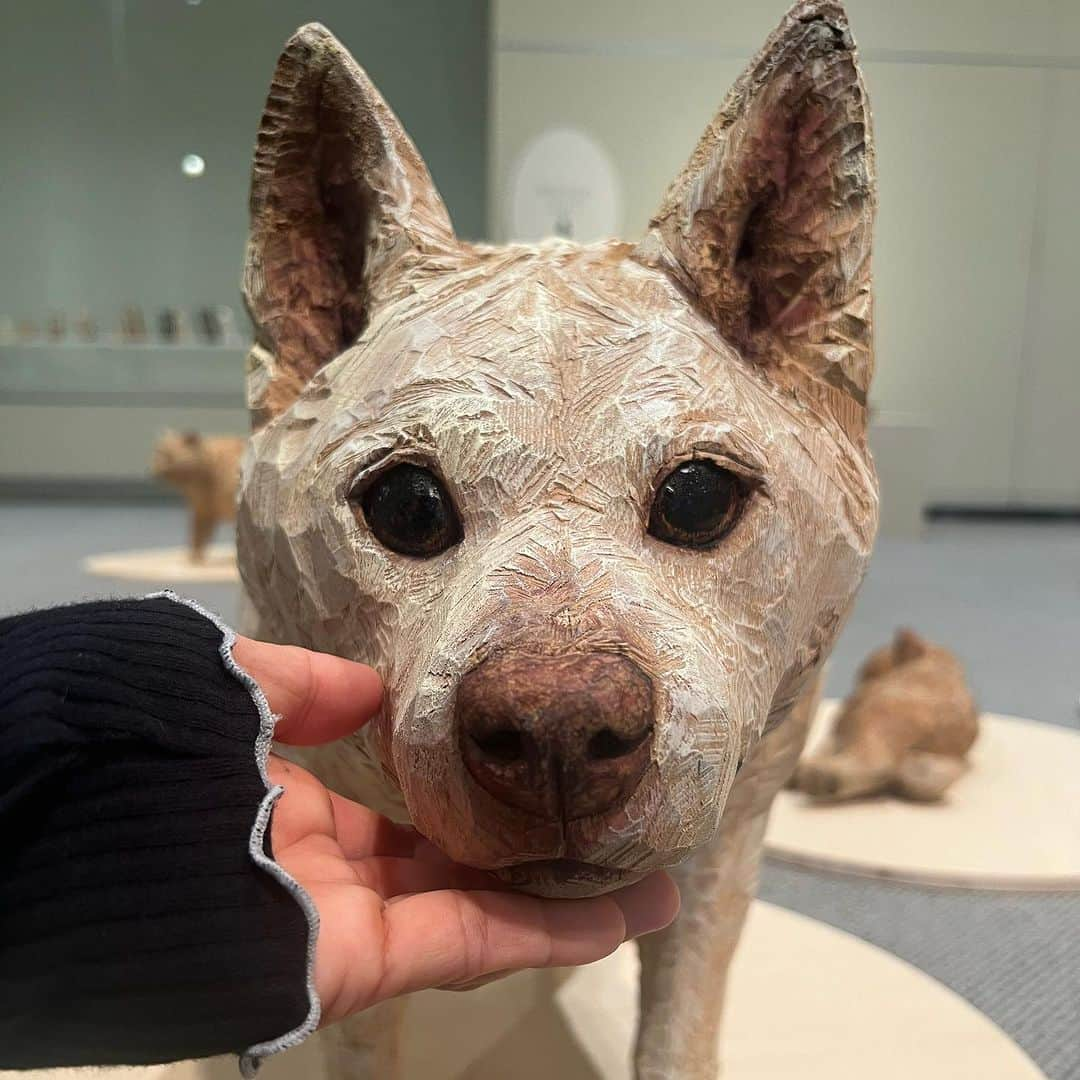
[145,591,322,1076]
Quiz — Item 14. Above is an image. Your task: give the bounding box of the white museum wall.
[491,0,1080,509]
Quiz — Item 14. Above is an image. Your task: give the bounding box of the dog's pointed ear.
[635,1,875,420]
[243,23,456,427]
[893,628,927,663]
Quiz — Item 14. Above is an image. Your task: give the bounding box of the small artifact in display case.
[150,431,246,562]
[158,307,193,344]
[791,629,979,802]
[158,308,179,343]
[214,304,241,345]
[119,306,147,344]
[196,305,242,346]
[0,316,16,345]
[16,319,39,343]
[45,311,66,342]
[74,309,98,343]
[196,306,219,343]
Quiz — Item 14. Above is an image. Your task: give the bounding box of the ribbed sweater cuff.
[0,594,318,1072]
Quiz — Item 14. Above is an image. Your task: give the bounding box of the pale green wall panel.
[497,0,1078,60]
[0,0,490,487]
[0,0,490,332]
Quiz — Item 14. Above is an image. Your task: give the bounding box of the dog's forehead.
[408,241,736,392]
[319,240,789,449]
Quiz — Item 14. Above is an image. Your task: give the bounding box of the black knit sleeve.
[0,595,314,1070]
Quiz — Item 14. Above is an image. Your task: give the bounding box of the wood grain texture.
[238,2,878,1076]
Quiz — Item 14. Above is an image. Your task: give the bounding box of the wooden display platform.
[82,543,239,584]
[7,902,1044,1080]
[767,701,1080,890]
[555,901,1045,1080]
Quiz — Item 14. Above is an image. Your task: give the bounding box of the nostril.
[587,726,652,761]
[471,728,525,764]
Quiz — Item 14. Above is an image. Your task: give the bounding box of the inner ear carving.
[244,23,456,428]
[316,125,377,348]
[733,200,769,335]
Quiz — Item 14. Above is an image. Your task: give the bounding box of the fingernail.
[615,873,680,938]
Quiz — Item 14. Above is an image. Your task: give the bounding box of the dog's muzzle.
[456,652,654,821]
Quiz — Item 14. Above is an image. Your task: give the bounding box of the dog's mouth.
[493,857,638,898]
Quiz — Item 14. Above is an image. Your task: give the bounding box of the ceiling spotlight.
[181,153,206,178]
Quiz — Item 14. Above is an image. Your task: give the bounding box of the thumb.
[231,636,383,745]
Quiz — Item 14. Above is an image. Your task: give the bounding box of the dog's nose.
[457,652,654,820]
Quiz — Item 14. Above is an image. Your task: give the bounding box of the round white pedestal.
[554,901,1045,1080]
[8,902,1043,1080]
[82,544,239,584]
[767,701,1080,890]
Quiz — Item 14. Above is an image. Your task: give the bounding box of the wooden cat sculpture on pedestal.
[793,629,979,802]
[237,2,879,1076]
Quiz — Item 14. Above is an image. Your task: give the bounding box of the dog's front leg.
[634,807,766,1080]
[321,997,405,1080]
[634,686,814,1080]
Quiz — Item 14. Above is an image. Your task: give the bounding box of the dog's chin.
[493,858,644,899]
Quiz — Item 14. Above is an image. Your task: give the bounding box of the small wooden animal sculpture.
[792,629,979,802]
[45,311,66,342]
[150,431,245,562]
[74,309,98,343]
[119,305,147,344]
[237,2,879,1076]
[15,319,39,343]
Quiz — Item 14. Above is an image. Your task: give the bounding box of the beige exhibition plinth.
[768,701,1080,890]
[7,901,1044,1080]
[82,544,239,584]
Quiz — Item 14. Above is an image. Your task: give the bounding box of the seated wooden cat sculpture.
[236,2,879,1075]
[792,629,979,802]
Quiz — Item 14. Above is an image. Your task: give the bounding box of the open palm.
[234,637,681,1025]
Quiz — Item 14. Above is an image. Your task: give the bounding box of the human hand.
[232,637,681,1024]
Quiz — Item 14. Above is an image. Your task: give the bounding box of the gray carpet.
[0,501,242,624]
[824,519,1080,731]
[1,502,1078,1077]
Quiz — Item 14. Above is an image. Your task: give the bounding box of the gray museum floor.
[1,502,1077,1079]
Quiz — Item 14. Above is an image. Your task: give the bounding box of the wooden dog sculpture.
[237,2,879,1075]
[150,431,244,562]
[792,629,979,802]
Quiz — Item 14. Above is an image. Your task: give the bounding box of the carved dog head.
[238,0,878,897]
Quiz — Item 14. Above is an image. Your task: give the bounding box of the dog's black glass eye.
[648,460,746,548]
[356,463,462,558]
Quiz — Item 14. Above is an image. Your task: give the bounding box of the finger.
[233,636,383,745]
[370,871,679,1003]
[610,870,680,938]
